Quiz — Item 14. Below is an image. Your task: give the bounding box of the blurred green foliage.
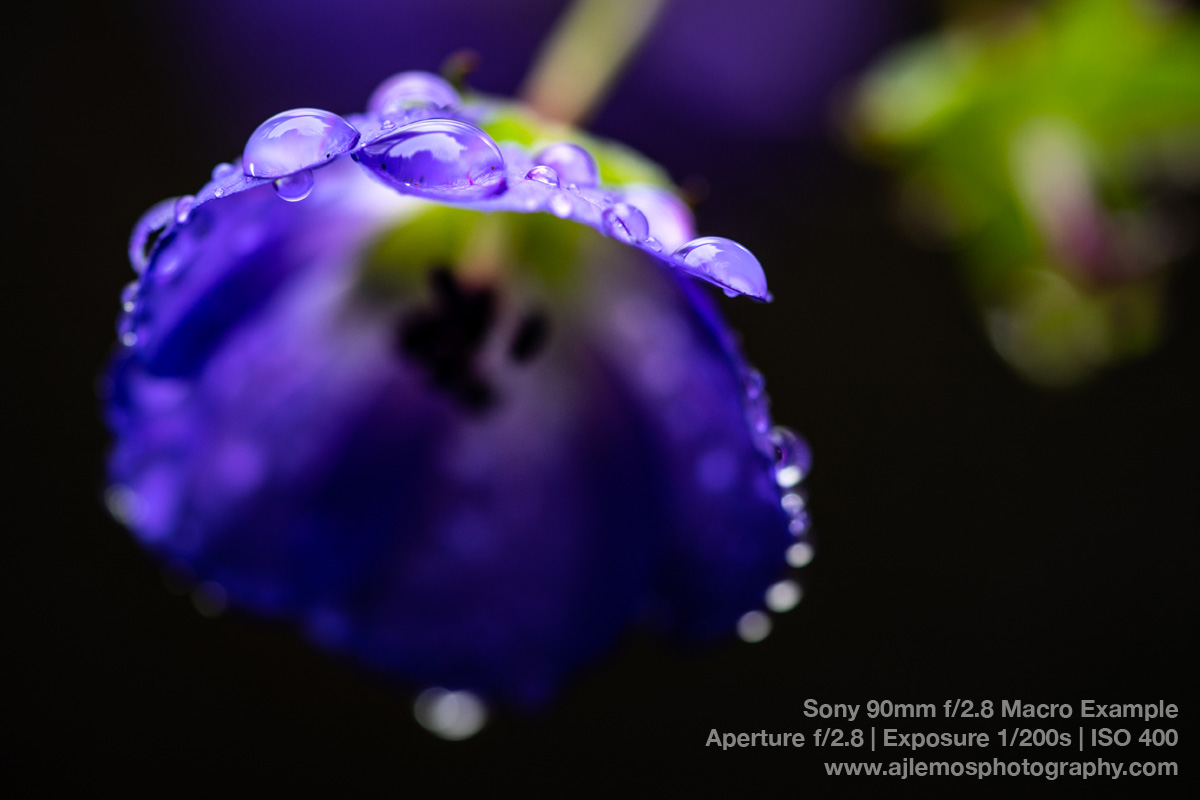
[851,0,1200,385]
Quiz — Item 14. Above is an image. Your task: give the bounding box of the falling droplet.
[355,119,507,200]
[174,195,194,223]
[273,169,314,202]
[241,108,360,179]
[602,202,649,243]
[369,71,461,120]
[211,162,236,181]
[674,237,769,300]
[765,580,802,613]
[533,143,598,188]
[525,165,560,187]
[413,688,488,740]
[769,427,812,488]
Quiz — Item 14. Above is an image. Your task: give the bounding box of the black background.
[9,1,1195,794]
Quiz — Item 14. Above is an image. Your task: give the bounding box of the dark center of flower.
[396,268,550,411]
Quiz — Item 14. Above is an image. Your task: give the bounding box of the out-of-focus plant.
[849,0,1200,386]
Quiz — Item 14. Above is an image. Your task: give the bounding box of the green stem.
[521,0,669,126]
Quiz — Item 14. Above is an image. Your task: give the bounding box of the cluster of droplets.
[126,71,773,318]
[730,367,814,646]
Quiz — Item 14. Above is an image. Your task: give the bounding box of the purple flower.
[104,73,811,722]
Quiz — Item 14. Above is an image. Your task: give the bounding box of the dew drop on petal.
[174,195,194,223]
[644,237,664,252]
[241,108,360,179]
[621,186,695,251]
[273,169,314,202]
[602,202,649,243]
[533,142,598,188]
[355,119,507,200]
[413,688,488,740]
[548,193,573,218]
[786,541,815,568]
[368,71,461,119]
[736,610,772,643]
[525,165,560,187]
[673,237,769,300]
[765,580,802,613]
[211,162,237,181]
[769,426,812,488]
[120,281,139,313]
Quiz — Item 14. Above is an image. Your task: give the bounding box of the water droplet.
[736,610,772,643]
[214,187,224,198]
[673,237,769,300]
[414,688,488,740]
[786,542,815,568]
[273,169,314,202]
[765,580,802,613]
[744,369,766,400]
[548,193,573,218]
[769,427,812,488]
[644,237,664,252]
[121,331,138,347]
[355,119,507,200]
[525,165,560,187]
[788,512,810,537]
[369,71,461,119]
[129,197,177,273]
[621,187,695,251]
[241,108,360,179]
[533,143,598,188]
[211,162,236,181]
[120,281,140,313]
[174,195,194,223]
[602,202,649,243]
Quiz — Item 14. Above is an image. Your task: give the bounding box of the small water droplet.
[736,610,772,643]
[673,236,769,300]
[121,331,138,348]
[788,512,810,536]
[273,169,314,202]
[765,580,802,613]
[786,542,815,568]
[621,187,695,251]
[533,143,598,188]
[369,71,461,119]
[781,492,805,516]
[525,165,560,187]
[548,193,573,218]
[120,281,140,313]
[602,202,649,243]
[355,119,507,200]
[744,369,766,400]
[214,187,224,197]
[242,108,360,179]
[414,688,488,740]
[211,162,236,181]
[644,237,664,252]
[174,195,194,223]
[769,427,812,487]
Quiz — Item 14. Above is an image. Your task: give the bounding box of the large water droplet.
[673,236,769,300]
[369,71,461,119]
[769,426,812,488]
[602,202,649,243]
[355,119,507,200]
[533,143,598,188]
[241,108,360,179]
[525,165,560,187]
[273,169,314,202]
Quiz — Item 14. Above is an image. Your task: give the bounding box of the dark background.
[9,1,1195,794]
